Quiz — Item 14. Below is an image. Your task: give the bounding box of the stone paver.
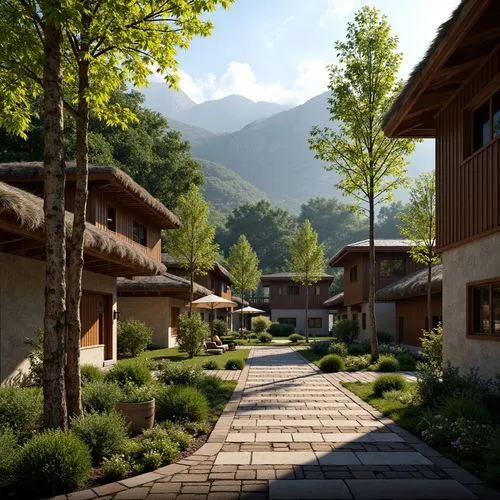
[64,346,496,500]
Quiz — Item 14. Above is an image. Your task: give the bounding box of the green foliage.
[288,333,304,343]
[225,358,245,370]
[118,318,153,358]
[202,360,219,370]
[159,362,203,386]
[177,313,210,358]
[258,332,273,343]
[17,429,91,496]
[155,386,209,423]
[71,411,129,465]
[418,326,443,374]
[377,355,400,372]
[331,320,359,344]
[105,359,152,387]
[252,315,272,333]
[377,332,394,344]
[373,374,407,397]
[319,354,345,373]
[101,454,131,481]
[310,340,331,355]
[227,235,261,305]
[132,426,180,471]
[212,319,228,338]
[0,427,20,488]
[344,354,372,371]
[441,397,490,425]
[82,381,123,414]
[120,383,157,403]
[196,375,223,403]
[328,342,348,357]
[348,343,368,356]
[269,323,295,336]
[376,201,408,238]
[396,352,417,371]
[0,387,43,442]
[24,328,44,386]
[80,364,104,385]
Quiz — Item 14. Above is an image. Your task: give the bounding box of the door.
[171,307,180,337]
[81,292,113,360]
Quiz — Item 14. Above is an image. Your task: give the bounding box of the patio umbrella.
[232,306,266,333]
[190,294,237,335]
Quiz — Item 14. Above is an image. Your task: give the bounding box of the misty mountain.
[141,83,195,118]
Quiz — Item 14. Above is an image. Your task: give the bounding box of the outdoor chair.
[212,335,229,351]
[204,341,224,355]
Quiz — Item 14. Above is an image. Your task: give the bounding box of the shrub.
[81,364,104,385]
[396,353,417,371]
[377,355,400,372]
[249,332,258,339]
[344,354,371,371]
[377,331,393,344]
[132,426,180,470]
[24,328,44,386]
[441,397,490,424]
[258,332,273,343]
[225,358,245,370]
[373,374,407,397]
[82,381,122,414]
[253,316,272,333]
[268,323,294,337]
[71,411,129,465]
[328,342,348,357]
[0,427,20,487]
[417,325,443,375]
[380,343,410,356]
[177,314,209,358]
[160,421,193,450]
[105,359,152,387]
[331,320,358,344]
[196,375,223,403]
[159,362,203,386]
[319,354,344,373]
[17,429,91,496]
[156,385,209,423]
[121,383,157,403]
[310,340,330,355]
[117,319,153,358]
[348,343,367,356]
[212,318,228,338]
[288,333,304,343]
[101,454,130,481]
[202,360,219,370]
[0,387,43,441]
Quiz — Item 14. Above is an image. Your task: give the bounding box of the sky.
[153,0,461,105]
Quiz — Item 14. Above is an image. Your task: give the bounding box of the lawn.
[141,346,250,369]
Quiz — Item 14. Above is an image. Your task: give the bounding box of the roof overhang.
[329,245,411,268]
[383,0,500,138]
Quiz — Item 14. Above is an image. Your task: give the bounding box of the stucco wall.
[442,232,500,380]
[346,302,396,342]
[0,253,116,384]
[270,309,330,335]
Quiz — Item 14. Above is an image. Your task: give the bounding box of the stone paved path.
[63,347,499,500]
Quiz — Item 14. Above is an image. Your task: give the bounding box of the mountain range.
[140,84,435,215]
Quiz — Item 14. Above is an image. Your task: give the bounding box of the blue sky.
[163,0,461,105]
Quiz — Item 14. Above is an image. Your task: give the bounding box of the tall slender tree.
[289,220,325,343]
[399,172,439,329]
[167,185,219,315]
[309,6,417,360]
[227,235,261,336]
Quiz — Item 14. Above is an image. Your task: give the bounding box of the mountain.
[141,83,195,118]
[167,118,218,149]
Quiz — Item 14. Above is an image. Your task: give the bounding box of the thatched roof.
[261,272,334,283]
[0,162,180,229]
[0,181,165,276]
[376,264,443,301]
[117,272,211,296]
[323,292,344,308]
[161,253,234,284]
[329,239,414,267]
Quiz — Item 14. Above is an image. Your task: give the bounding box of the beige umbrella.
[232,306,266,333]
[190,294,237,335]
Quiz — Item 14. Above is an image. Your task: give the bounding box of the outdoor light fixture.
[113,310,120,321]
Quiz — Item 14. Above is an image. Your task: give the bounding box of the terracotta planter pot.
[116,399,155,435]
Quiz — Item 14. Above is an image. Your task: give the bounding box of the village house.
[383,0,500,379]
[327,239,425,341]
[0,163,178,384]
[261,272,333,336]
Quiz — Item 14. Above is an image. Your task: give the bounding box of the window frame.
[379,259,405,278]
[308,317,322,329]
[468,88,500,156]
[467,277,500,341]
[349,265,358,282]
[286,284,300,296]
[132,220,147,246]
[106,205,116,232]
[278,317,297,327]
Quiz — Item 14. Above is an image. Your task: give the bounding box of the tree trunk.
[368,192,379,362]
[66,57,90,420]
[427,258,432,332]
[305,283,309,343]
[240,306,244,339]
[42,3,68,430]
[189,271,194,317]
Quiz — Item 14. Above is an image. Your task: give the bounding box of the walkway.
[66,347,498,500]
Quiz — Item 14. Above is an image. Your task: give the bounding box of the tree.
[220,201,296,273]
[399,172,439,328]
[309,6,417,360]
[167,185,219,314]
[376,201,408,238]
[289,220,325,343]
[227,235,261,336]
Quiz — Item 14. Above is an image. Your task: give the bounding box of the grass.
[225,335,333,346]
[140,347,250,370]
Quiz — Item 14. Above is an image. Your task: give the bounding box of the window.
[278,286,283,296]
[352,313,358,325]
[469,280,500,336]
[287,285,300,295]
[349,265,358,282]
[132,221,147,246]
[308,317,322,328]
[107,206,116,232]
[362,313,366,330]
[278,317,296,327]
[379,259,405,278]
[309,285,321,296]
[471,89,500,153]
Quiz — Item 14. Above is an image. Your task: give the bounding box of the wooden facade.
[264,280,332,310]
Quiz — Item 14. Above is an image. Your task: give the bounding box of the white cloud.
[178,60,329,105]
[320,0,356,26]
[262,16,295,50]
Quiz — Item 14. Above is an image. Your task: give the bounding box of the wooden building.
[328,240,425,341]
[383,0,500,379]
[0,163,178,383]
[261,272,334,335]
[376,264,443,347]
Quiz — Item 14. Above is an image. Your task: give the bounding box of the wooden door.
[171,307,180,337]
[81,292,113,360]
